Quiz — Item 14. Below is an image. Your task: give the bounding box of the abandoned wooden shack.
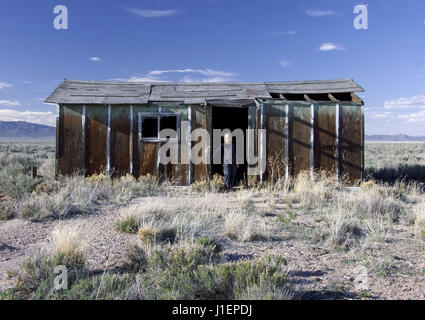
[45,79,365,185]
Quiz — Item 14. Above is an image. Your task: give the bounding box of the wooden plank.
[140,142,159,176]
[85,105,108,176]
[192,105,208,181]
[314,104,337,173]
[339,105,363,183]
[58,105,83,176]
[263,103,287,182]
[290,104,312,176]
[110,105,131,177]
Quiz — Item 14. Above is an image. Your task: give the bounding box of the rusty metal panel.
[191,105,208,181]
[58,105,83,176]
[290,104,312,175]
[314,104,337,173]
[339,105,363,183]
[85,105,108,176]
[132,105,158,178]
[264,103,287,181]
[110,105,130,177]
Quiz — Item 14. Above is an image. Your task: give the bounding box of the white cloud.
[383,94,425,110]
[279,60,291,68]
[0,82,12,89]
[306,9,338,17]
[125,7,178,18]
[318,43,344,51]
[399,110,425,123]
[0,100,21,107]
[90,57,103,62]
[0,109,56,126]
[367,111,393,119]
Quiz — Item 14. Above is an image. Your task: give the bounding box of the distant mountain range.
[0,121,55,140]
[366,134,425,142]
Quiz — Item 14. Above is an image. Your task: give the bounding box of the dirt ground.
[1,191,425,300]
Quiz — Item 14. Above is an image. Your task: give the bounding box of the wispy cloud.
[0,100,21,107]
[90,57,103,62]
[273,30,296,36]
[113,68,237,83]
[383,94,425,110]
[306,9,338,17]
[0,109,56,126]
[279,60,291,68]
[147,69,236,77]
[125,7,178,18]
[318,43,344,51]
[0,82,12,89]
[112,76,168,82]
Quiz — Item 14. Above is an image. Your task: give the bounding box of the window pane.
[141,117,158,138]
[160,115,177,138]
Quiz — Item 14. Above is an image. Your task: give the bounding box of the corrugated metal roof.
[45,79,364,104]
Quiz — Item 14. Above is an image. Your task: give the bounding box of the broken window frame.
[138,112,180,142]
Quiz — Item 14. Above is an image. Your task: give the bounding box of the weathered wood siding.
[263,103,287,181]
[57,105,83,176]
[191,105,209,181]
[57,101,364,185]
[110,105,130,176]
[290,104,312,175]
[85,105,108,176]
[314,104,337,173]
[339,105,363,183]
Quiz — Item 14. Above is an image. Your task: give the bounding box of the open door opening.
[211,106,248,186]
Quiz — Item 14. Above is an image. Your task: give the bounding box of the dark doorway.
[211,106,248,185]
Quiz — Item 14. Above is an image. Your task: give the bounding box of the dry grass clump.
[338,184,402,223]
[236,190,255,210]
[322,209,364,250]
[15,173,166,221]
[224,210,270,242]
[51,225,87,270]
[414,203,425,240]
[293,171,339,209]
[190,174,225,193]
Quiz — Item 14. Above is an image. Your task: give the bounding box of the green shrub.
[0,164,37,199]
[115,216,139,234]
[122,244,148,273]
[0,202,15,220]
[156,228,177,243]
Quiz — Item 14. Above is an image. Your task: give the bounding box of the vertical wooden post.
[32,167,38,179]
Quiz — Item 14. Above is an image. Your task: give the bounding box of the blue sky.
[0,0,425,135]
